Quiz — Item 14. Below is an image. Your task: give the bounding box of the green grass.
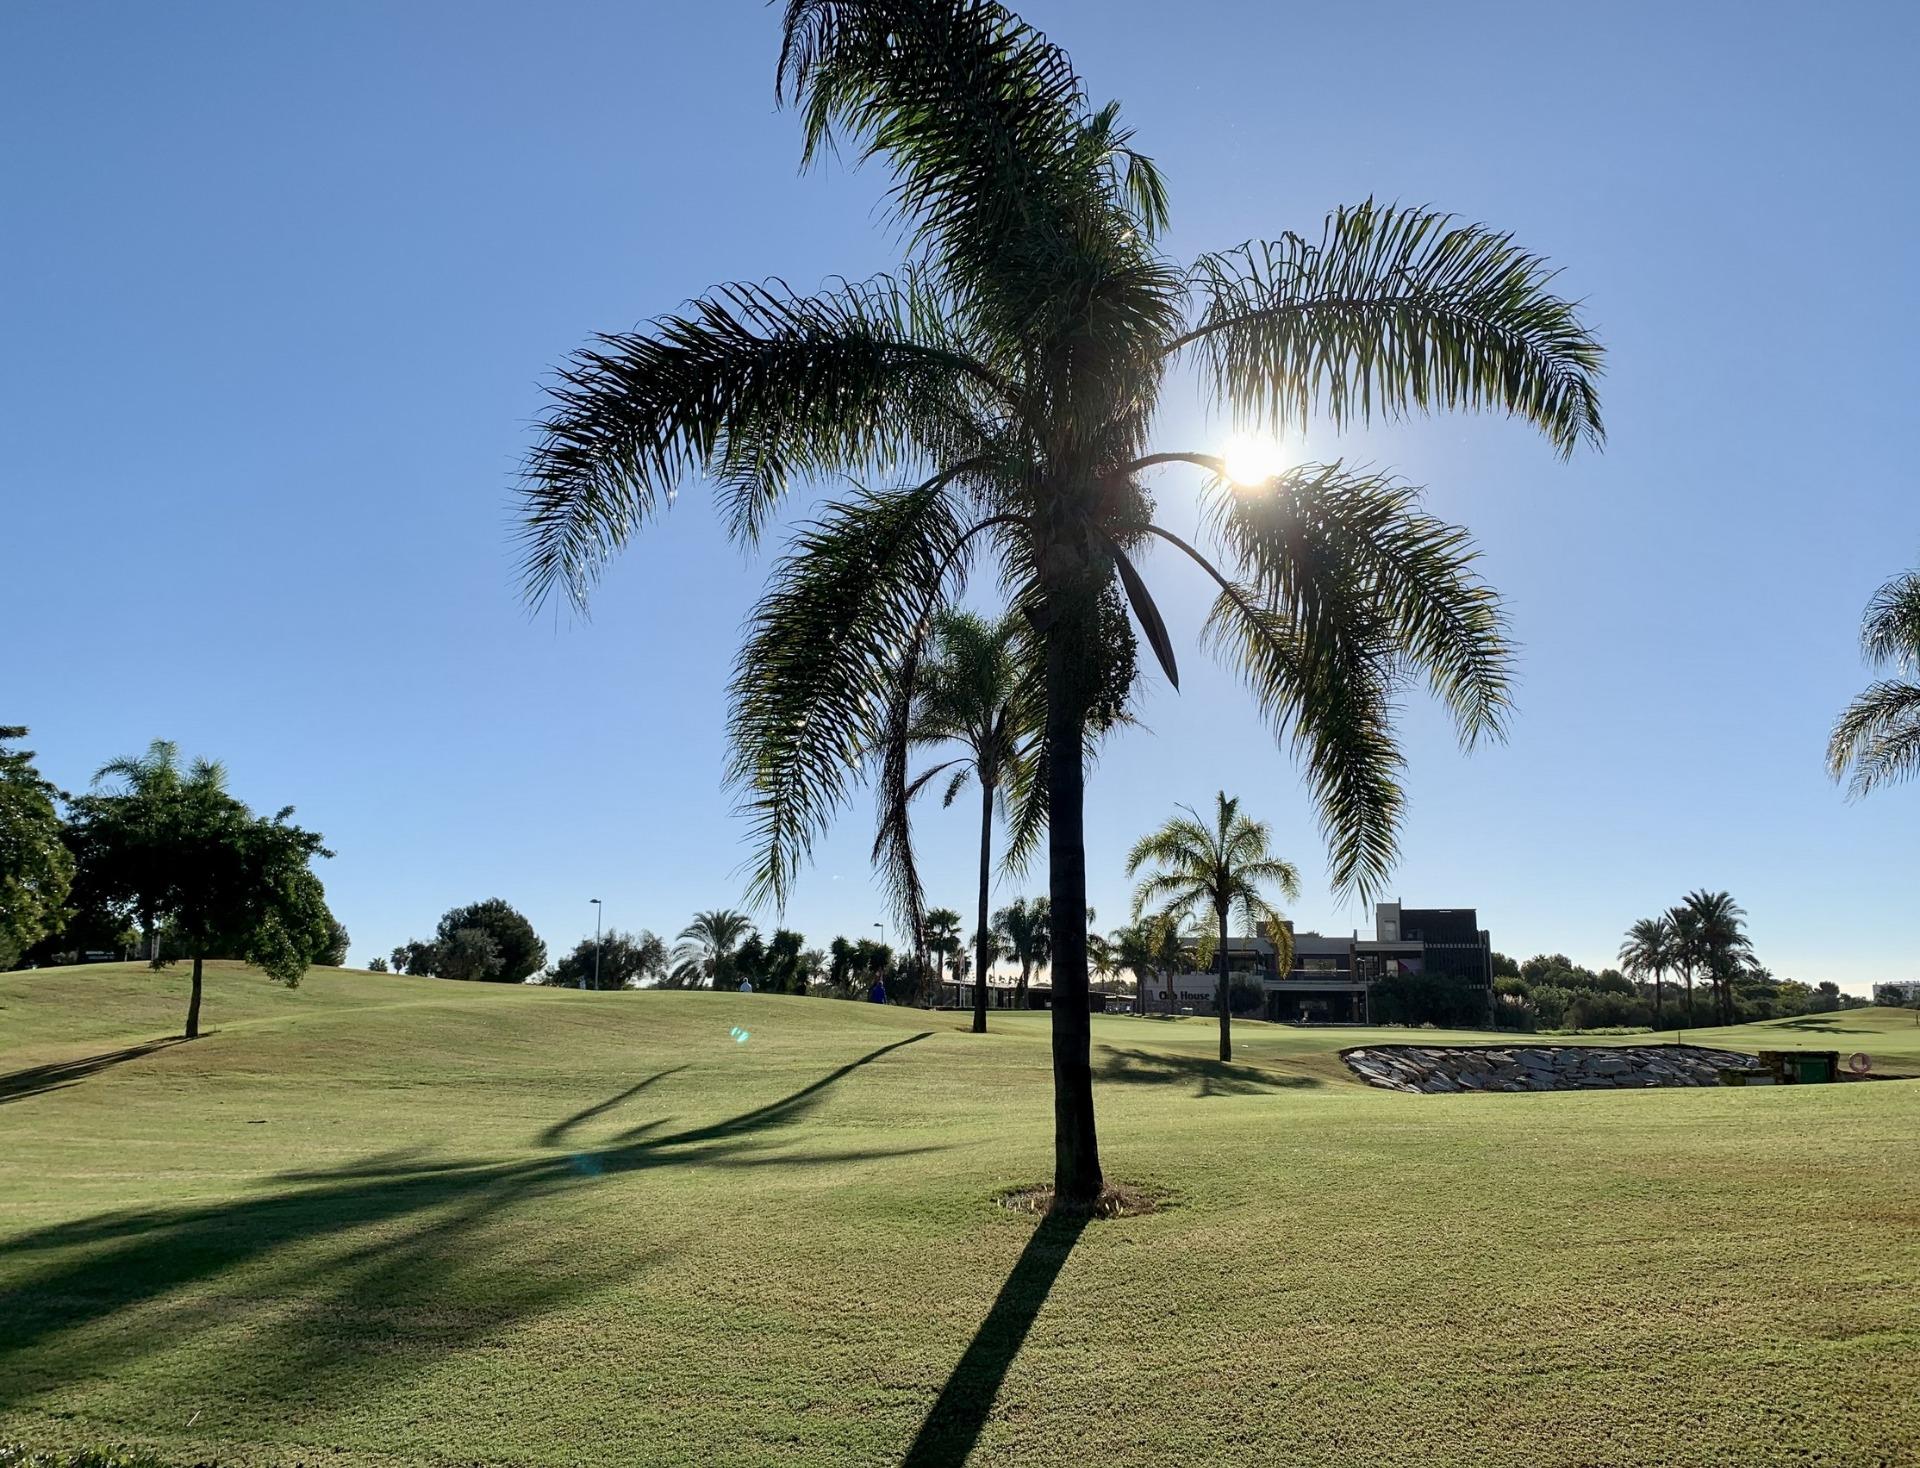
[2,963,1916,1467]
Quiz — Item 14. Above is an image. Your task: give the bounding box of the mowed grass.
[2,965,1917,1468]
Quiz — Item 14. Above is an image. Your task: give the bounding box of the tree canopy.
[0,727,72,967]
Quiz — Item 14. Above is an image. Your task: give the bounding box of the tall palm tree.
[673,909,756,990]
[877,608,1040,1034]
[1126,792,1301,1062]
[992,897,1051,1006]
[1665,904,1703,1027]
[1617,915,1674,1028]
[924,905,962,992]
[1829,567,1920,796]
[515,2,1603,1204]
[1681,890,1752,1026]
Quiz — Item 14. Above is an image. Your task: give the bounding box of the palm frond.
[1828,679,1920,796]
[731,480,968,912]
[1174,200,1605,457]
[519,273,1004,610]
[1861,569,1920,673]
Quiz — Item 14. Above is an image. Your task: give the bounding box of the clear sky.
[5,1,1915,990]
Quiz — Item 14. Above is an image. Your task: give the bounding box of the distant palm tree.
[1681,890,1752,1026]
[1110,916,1190,1017]
[877,609,1041,1035]
[92,740,228,962]
[515,1,1602,1203]
[673,909,756,990]
[924,906,962,987]
[992,897,1051,1005]
[1618,915,1675,1028]
[1829,567,1920,796]
[1127,792,1300,1061]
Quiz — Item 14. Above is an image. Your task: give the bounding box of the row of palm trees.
[1617,891,1754,1029]
[516,1,1605,1204]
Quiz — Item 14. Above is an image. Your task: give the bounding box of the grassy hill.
[2,964,1916,1467]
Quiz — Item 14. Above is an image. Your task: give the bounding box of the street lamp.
[589,898,602,991]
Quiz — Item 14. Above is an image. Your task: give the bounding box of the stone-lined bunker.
[1343,1043,1760,1094]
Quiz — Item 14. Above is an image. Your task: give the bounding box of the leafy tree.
[991,896,1050,1006]
[546,928,668,989]
[0,727,73,967]
[367,956,389,973]
[674,909,755,989]
[1681,889,1753,1026]
[392,939,438,976]
[431,898,546,984]
[67,741,332,1037]
[1828,566,1920,795]
[1490,951,1522,980]
[1618,915,1675,1026]
[439,927,502,982]
[1126,791,1300,1061]
[514,1,1602,1204]
[319,916,350,966]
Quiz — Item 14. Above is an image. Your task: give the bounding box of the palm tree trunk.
[1683,966,1694,1027]
[1216,903,1232,1063]
[185,953,204,1040]
[1044,611,1101,1207]
[973,779,993,1035]
[1654,969,1664,1028]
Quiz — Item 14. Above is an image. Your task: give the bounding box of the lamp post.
[589,898,602,991]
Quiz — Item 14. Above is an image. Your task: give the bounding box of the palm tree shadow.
[0,1033,936,1415]
[0,1038,186,1105]
[537,1065,689,1147]
[1094,1044,1318,1096]
[900,1211,1088,1468]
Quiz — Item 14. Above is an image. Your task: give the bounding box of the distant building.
[1872,980,1919,1007]
[1150,902,1493,1023]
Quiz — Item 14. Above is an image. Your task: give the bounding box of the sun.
[1221,433,1292,487]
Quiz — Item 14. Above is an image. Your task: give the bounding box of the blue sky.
[5,1,1915,990]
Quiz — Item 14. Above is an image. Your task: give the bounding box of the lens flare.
[1221,434,1292,487]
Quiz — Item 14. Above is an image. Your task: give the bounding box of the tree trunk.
[1044,609,1101,1207]
[185,953,204,1039]
[1654,970,1664,1028]
[1683,967,1694,1027]
[973,778,993,1034]
[1216,903,1232,1062]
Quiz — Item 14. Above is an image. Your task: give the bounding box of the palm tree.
[515,2,1603,1204]
[1829,567,1920,796]
[924,906,962,993]
[992,897,1051,1006]
[1666,904,1703,1027]
[1110,916,1189,1017]
[673,909,756,990]
[1126,792,1301,1061]
[1681,890,1752,1026]
[1618,915,1674,1028]
[92,741,228,964]
[877,608,1042,1034]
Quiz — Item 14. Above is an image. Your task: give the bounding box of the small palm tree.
[673,909,756,990]
[1618,915,1674,1028]
[1829,567,1920,796]
[516,1,1602,1204]
[1127,792,1300,1061]
[1110,916,1191,1016]
[877,609,1042,1034]
[1681,889,1752,1026]
[992,897,1051,1005]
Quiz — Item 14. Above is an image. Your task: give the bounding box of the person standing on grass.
[869,976,887,1005]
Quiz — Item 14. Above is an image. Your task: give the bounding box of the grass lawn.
[2,963,1916,1467]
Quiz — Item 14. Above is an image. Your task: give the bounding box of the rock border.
[1342,1042,1760,1094]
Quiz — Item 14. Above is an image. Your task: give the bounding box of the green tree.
[67,741,331,1037]
[0,727,73,967]
[1681,889,1753,1027]
[991,896,1050,1006]
[674,909,756,989]
[1126,791,1300,1061]
[1110,916,1190,1016]
[1618,915,1675,1027]
[439,927,501,982]
[546,928,667,989]
[1828,566,1920,795]
[924,906,962,991]
[367,956,389,973]
[319,916,350,966]
[429,899,546,984]
[515,2,1602,1204]
[392,939,438,976]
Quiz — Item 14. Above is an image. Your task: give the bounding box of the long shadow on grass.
[0,1033,934,1413]
[0,1038,185,1105]
[1094,1044,1319,1097]
[900,1210,1088,1468]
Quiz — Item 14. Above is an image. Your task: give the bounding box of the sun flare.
[1221,433,1293,487]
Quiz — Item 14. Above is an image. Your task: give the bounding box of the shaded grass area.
[2,964,1917,1467]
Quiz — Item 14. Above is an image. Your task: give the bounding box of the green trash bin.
[1791,1053,1837,1084]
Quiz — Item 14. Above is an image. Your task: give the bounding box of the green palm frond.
[1830,680,1920,795]
[731,481,969,911]
[1175,200,1605,456]
[519,273,1005,609]
[1860,569,1920,672]
[1208,462,1514,747]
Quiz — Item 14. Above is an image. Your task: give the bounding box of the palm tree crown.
[991,896,1051,1000]
[1617,914,1674,1026]
[516,0,1603,1202]
[673,909,756,989]
[1829,567,1920,796]
[1126,791,1301,1061]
